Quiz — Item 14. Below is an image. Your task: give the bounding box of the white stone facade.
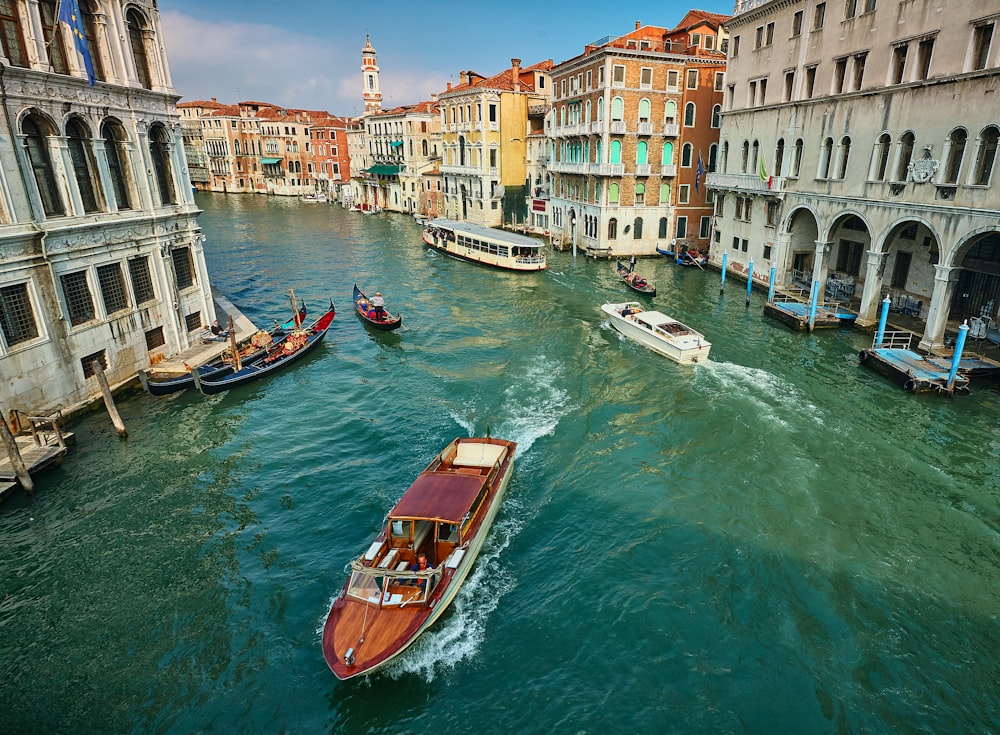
[709,0,1000,350]
[0,0,209,414]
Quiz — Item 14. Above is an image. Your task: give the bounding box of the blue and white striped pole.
[875,296,890,347]
[808,280,819,331]
[767,262,776,303]
[745,258,754,307]
[720,251,728,294]
[946,321,970,393]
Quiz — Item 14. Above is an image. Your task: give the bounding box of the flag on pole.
[758,156,773,189]
[58,0,96,86]
[695,152,705,193]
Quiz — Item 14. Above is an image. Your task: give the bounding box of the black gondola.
[141,304,307,396]
[193,302,335,395]
[616,260,656,296]
[353,284,402,331]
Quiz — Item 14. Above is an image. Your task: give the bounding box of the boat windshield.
[345,560,441,608]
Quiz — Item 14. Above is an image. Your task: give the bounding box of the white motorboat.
[601,302,711,365]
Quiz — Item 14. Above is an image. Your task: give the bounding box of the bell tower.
[361,34,382,115]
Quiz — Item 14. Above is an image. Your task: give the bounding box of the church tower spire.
[361,33,382,115]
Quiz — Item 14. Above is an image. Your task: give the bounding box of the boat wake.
[383,502,525,682]
[697,359,821,427]
[447,359,570,457]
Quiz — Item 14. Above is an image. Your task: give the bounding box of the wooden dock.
[0,413,74,501]
[764,295,858,330]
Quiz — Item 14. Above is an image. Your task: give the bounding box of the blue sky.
[161,1,734,116]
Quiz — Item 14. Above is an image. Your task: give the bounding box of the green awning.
[389,140,403,147]
[366,164,403,175]
[260,157,282,164]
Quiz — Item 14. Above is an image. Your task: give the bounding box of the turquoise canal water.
[3,193,1000,734]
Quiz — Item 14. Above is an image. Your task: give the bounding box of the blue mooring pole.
[767,263,776,303]
[875,296,890,347]
[808,280,819,331]
[720,251,728,294]
[745,258,754,307]
[946,321,970,393]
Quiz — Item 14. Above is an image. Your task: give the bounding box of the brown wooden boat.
[322,435,517,679]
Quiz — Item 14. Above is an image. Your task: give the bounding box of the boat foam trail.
[383,508,525,682]
[497,360,570,456]
[699,360,822,427]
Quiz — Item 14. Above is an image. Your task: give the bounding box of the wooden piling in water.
[0,405,33,494]
[93,361,127,438]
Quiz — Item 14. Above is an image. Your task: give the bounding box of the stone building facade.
[547,13,728,257]
[709,0,1000,351]
[0,0,210,414]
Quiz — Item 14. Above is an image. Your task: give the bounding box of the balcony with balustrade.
[705,172,786,193]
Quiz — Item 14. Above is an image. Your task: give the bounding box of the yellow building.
[437,58,553,227]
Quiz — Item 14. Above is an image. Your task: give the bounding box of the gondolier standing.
[629,254,636,273]
[372,292,385,320]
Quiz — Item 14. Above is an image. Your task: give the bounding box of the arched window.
[837,136,851,179]
[459,136,466,165]
[638,99,650,122]
[422,139,428,156]
[81,0,106,82]
[684,102,696,127]
[609,184,619,204]
[597,97,604,121]
[126,8,153,89]
[944,128,967,183]
[974,126,1000,185]
[102,120,132,210]
[560,106,566,126]
[0,0,27,67]
[721,142,729,172]
[708,143,718,172]
[23,115,64,217]
[741,140,750,172]
[792,139,804,177]
[38,1,69,75]
[774,139,785,176]
[608,217,618,239]
[635,184,645,205]
[610,139,622,164]
[659,183,670,203]
[585,99,591,121]
[596,140,602,163]
[872,133,891,181]
[819,137,834,178]
[66,118,99,213]
[711,104,722,128]
[664,100,677,124]
[658,217,668,238]
[234,139,241,155]
[751,140,759,173]
[895,132,915,181]
[633,217,643,238]
[148,124,176,206]
[662,141,674,165]
[637,141,648,165]
[682,143,693,167]
[611,97,624,121]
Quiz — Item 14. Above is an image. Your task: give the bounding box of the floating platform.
[858,347,975,393]
[764,299,858,330]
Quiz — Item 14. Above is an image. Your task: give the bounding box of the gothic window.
[709,143,719,173]
[102,121,132,210]
[0,0,27,67]
[23,115,64,217]
[793,139,803,177]
[126,7,153,89]
[741,140,750,172]
[872,133,891,181]
[819,137,834,178]
[837,136,851,179]
[895,132,915,181]
[944,128,967,184]
[66,118,100,213]
[974,126,999,185]
[774,139,785,176]
[608,217,617,239]
[711,105,721,128]
[149,123,177,205]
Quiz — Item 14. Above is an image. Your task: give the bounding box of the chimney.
[635,20,641,30]
[512,58,521,92]
[446,82,452,91]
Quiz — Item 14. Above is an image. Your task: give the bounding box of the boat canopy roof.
[390,472,485,524]
[426,218,545,249]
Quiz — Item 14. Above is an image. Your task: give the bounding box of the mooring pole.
[875,296,891,347]
[93,361,127,438]
[946,321,970,394]
[745,258,754,308]
[0,405,33,494]
[720,251,728,294]
[767,263,776,304]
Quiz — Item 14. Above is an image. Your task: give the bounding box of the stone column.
[918,264,959,353]
[856,249,887,327]
[50,137,81,216]
[810,239,830,289]
[132,123,155,210]
[91,138,118,213]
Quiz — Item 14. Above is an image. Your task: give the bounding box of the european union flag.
[58,0,95,86]
[695,152,705,193]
